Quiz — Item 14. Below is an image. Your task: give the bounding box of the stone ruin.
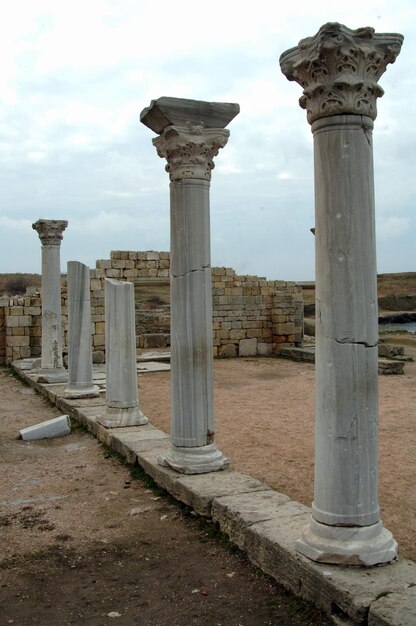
[2,21,406,572]
[0,250,303,366]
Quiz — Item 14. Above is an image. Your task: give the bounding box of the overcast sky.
[0,0,414,281]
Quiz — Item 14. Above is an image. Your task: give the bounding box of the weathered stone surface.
[212,490,293,549]
[368,585,416,626]
[110,427,170,463]
[140,97,239,134]
[239,338,257,357]
[99,279,147,428]
[279,23,403,124]
[218,343,237,358]
[141,97,237,474]
[65,261,98,398]
[243,513,416,624]
[137,448,270,516]
[20,414,71,440]
[280,23,402,564]
[32,219,68,381]
[378,358,405,375]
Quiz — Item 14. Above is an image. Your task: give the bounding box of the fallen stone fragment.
[128,506,151,516]
[19,415,71,440]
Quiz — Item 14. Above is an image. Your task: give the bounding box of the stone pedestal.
[64,261,98,398]
[32,219,68,383]
[280,23,403,565]
[98,278,147,428]
[141,97,239,473]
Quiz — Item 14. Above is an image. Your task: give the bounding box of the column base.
[37,367,68,384]
[158,443,229,475]
[97,406,148,428]
[296,517,398,566]
[63,384,100,399]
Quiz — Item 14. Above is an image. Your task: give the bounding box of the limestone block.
[10,306,24,316]
[20,414,71,440]
[92,350,105,364]
[90,278,102,290]
[6,316,20,327]
[105,269,121,278]
[93,334,105,347]
[239,338,257,356]
[218,344,237,358]
[8,336,30,347]
[212,491,294,550]
[96,260,112,269]
[123,269,138,278]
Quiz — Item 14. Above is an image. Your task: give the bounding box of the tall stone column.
[64,261,99,398]
[140,97,239,473]
[280,23,403,565]
[32,219,68,383]
[98,278,148,428]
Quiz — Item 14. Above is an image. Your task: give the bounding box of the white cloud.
[377,216,410,240]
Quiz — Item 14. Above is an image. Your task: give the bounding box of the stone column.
[64,261,99,398]
[140,97,239,473]
[280,23,403,565]
[98,278,147,428]
[32,219,68,383]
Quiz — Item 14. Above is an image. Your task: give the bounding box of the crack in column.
[172,264,211,279]
[334,338,378,348]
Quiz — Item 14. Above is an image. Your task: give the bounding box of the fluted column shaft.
[140,97,239,473]
[280,22,403,565]
[32,219,68,383]
[65,261,98,398]
[98,278,147,428]
[170,179,214,447]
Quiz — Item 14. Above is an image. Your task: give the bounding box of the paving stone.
[110,427,170,463]
[243,514,416,624]
[137,448,271,516]
[368,585,416,625]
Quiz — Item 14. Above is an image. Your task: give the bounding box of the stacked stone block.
[3,251,303,364]
[211,267,303,358]
[3,293,42,363]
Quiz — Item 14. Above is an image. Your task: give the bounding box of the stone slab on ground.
[10,358,416,625]
[138,351,171,363]
[242,514,416,625]
[279,347,406,375]
[137,361,171,372]
[111,427,170,463]
[19,414,71,440]
[137,448,271,516]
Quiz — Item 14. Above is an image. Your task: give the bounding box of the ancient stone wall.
[2,251,303,364]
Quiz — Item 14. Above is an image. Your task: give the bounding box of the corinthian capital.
[153,124,230,181]
[140,96,239,181]
[280,22,403,124]
[32,219,68,246]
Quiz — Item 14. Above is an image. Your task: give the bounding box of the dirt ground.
[0,333,414,625]
[0,368,332,626]
[138,333,416,563]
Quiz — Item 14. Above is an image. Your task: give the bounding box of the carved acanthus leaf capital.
[280,22,403,124]
[32,219,68,246]
[152,124,230,182]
